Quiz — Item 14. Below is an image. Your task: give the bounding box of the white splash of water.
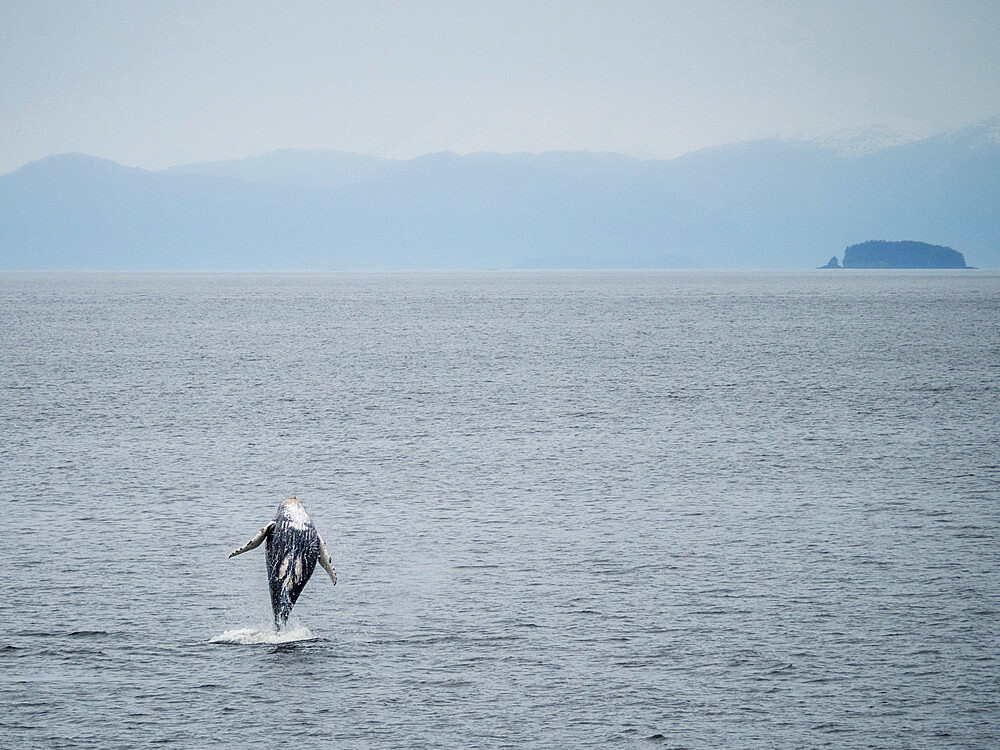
[210,622,314,645]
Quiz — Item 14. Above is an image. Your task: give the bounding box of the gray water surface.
[1,271,998,748]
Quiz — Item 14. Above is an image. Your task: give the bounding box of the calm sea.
[1,271,998,748]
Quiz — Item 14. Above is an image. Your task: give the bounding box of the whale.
[229,496,337,629]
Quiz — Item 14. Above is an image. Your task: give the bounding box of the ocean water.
[1,270,998,749]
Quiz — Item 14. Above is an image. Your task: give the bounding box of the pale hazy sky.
[2,0,999,173]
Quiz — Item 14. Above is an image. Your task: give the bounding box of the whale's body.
[230,497,337,629]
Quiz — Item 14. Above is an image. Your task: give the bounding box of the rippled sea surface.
[1,271,998,748]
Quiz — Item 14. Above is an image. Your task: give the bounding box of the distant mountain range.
[2,118,998,270]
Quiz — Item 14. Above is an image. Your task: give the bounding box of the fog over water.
[1,271,998,748]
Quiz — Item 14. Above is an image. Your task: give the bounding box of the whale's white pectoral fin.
[317,534,337,585]
[229,522,274,558]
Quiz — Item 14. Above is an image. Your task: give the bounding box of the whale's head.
[277,496,311,529]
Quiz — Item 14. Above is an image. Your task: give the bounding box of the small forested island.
[821,240,971,269]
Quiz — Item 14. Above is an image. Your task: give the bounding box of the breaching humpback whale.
[229,496,337,629]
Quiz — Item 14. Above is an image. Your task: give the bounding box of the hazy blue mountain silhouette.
[165,149,394,191]
[2,118,998,269]
[0,154,342,269]
[0,152,728,269]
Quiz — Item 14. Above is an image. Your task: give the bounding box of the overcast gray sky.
[2,0,999,173]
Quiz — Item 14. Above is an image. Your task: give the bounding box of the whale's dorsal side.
[317,533,337,585]
[229,522,275,558]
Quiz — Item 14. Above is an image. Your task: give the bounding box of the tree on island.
[822,240,970,269]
